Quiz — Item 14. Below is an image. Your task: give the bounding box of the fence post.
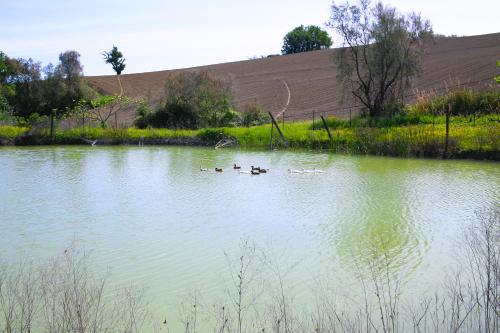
[268,112,287,145]
[321,115,333,142]
[270,121,274,150]
[444,104,450,157]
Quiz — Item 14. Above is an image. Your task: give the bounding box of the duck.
[251,169,260,175]
[200,165,208,171]
[233,164,241,169]
[215,168,223,172]
[251,165,259,171]
[258,168,267,173]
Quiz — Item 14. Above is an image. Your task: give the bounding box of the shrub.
[135,71,237,129]
[409,90,500,116]
[239,103,269,127]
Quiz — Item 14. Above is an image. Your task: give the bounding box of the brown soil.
[86,33,500,126]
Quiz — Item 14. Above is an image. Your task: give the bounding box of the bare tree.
[224,239,263,333]
[0,260,40,333]
[85,95,136,128]
[39,247,110,333]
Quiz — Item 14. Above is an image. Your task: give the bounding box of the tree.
[1,50,87,119]
[0,51,14,116]
[282,25,332,55]
[57,50,83,80]
[135,71,237,129]
[102,46,126,97]
[85,95,135,128]
[328,0,433,117]
[7,57,44,118]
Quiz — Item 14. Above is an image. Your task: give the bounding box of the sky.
[1,0,499,76]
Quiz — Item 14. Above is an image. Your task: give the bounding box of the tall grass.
[0,126,29,140]
[409,90,499,116]
[1,113,498,159]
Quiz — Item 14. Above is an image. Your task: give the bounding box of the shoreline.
[2,133,498,161]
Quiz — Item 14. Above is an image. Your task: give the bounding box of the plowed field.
[86,33,500,125]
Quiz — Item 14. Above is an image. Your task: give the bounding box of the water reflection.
[0,146,498,328]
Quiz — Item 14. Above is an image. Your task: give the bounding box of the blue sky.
[1,0,499,76]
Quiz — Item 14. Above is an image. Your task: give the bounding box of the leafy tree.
[1,50,88,119]
[135,71,237,129]
[282,25,332,55]
[7,57,44,118]
[57,50,83,80]
[328,0,433,117]
[103,46,126,97]
[239,102,269,127]
[0,51,14,116]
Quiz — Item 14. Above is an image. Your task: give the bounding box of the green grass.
[0,125,29,140]
[54,127,198,142]
[1,114,498,159]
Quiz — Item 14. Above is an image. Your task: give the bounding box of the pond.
[0,146,498,330]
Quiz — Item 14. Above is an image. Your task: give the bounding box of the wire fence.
[273,76,496,124]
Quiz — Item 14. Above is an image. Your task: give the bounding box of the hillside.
[86,33,500,125]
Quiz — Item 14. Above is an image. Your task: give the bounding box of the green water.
[0,146,498,329]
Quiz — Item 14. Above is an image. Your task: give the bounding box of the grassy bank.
[1,114,498,159]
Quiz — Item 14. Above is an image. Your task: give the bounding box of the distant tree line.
[0,51,90,121]
[0,46,133,128]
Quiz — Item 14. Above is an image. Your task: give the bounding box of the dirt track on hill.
[86,33,500,126]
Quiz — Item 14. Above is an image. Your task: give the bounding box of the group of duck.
[200,164,324,175]
[200,164,269,174]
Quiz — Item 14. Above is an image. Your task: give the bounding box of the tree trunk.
[117,75,123,97]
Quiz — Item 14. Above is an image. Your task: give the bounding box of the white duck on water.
[303,168,325,173]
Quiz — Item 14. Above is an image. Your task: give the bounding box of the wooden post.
[321,115,333,141]
[270,121,274,150]
[444,105,450,157]
[268,112,287,145]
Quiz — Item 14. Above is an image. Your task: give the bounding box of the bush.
[239,103,269,127]
[409,90,500,116]
[135,71,237,129]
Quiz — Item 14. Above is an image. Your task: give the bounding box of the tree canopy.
[135,71,238,129]
[282,25,332,55]
[0,50,88,119]
[328,0,433,117]
[102,46,126,75]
